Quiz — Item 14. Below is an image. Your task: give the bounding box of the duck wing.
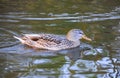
[23,33,66,45]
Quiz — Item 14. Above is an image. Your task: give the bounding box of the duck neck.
[70,40,80,47]
[66,34,77,41]
[66,34,80,47]
[66,35,80,43]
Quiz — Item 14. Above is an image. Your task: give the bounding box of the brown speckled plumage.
[14,29,91,50]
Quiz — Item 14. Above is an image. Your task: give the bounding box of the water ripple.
[19,12,120,22]
[0,28,19,49]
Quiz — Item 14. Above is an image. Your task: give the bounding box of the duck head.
[66,29,92,42]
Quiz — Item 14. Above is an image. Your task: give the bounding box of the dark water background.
[0,0,120,78]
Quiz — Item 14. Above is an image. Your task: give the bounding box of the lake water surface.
[0,0,120,78]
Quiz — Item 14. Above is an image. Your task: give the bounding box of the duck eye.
[79,32,83,34]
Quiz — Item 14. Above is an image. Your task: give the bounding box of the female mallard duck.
[14,29,91,50]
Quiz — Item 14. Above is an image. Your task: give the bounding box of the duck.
[13,29,92,50]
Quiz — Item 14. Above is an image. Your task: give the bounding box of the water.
[0,0,120,78]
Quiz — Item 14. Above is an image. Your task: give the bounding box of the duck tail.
[13,36,25,44]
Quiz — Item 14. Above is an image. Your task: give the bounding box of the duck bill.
[82,35,92,41]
